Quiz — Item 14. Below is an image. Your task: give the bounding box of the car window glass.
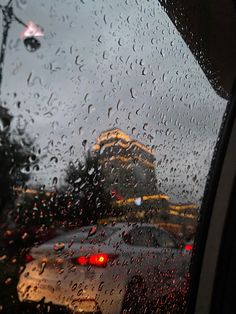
[123,227,158,247]
[153,228,177,248]
[48,226,118,244]
[0,0,227,313]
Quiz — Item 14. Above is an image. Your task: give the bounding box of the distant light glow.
[74,254,109,267]
[134,197,142,206]
[20,21,44,39]
[25,254,34,263]
[185,244,193,251]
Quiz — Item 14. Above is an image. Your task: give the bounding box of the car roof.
[56,222,167,239]
[101,222,165,230]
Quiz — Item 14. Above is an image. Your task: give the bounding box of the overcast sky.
[0,0,227,204]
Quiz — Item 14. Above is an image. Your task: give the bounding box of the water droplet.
[98,35,103,43]
[88,104,94,114]
[142,68,147,75]
[33,164,39,171]
[103,14,107,24]
[88,168,95,175]
[5,278,12,285]
[108,107,112,118]
[98,281,104,291]
[53,243,65,252]
[130,88,136,99]
[75,55,80,65]
[39,262,46,275]
[52,177,58,185]
[118,38,123,46]
[84,93,90,102]
[103,51,108,60]
[82,140,87,150]
[143,123,148,131]
[50,156,58,163]
[160,49,165,57]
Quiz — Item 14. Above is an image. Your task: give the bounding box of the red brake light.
[73,253,117,267]
[89,254,108,267]
[185,244,193,251]
[25,254,34,263]
[77,256,89,266]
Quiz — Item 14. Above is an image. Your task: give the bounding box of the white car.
[17,223,191,314]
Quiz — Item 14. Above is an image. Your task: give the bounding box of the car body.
[17,223,191,313]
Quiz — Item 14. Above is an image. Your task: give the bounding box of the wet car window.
[49,226,119,244]
[123,227,158,247]
[152,228,177,248]
[0,0,227,313]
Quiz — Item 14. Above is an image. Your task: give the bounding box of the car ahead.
[17,223,191,314]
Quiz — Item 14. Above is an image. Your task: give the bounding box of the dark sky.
[1,0,226,204]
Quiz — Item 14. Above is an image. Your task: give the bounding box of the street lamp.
[0,0,41,94]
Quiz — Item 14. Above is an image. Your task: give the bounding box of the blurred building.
[93,128,158,200]
[93,128,198,227]
[168,203,198,225]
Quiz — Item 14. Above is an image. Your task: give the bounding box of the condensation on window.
[0,0,226,313]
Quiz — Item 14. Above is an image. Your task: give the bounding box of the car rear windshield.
[49,226,118,244]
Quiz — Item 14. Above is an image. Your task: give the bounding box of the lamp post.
[0,0,41,95]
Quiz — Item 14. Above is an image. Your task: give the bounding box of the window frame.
[188,80,236,314]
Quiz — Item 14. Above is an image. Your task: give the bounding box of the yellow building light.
[169,204,198,211]
[116,193,170,206]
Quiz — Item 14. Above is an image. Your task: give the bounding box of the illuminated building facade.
[92,129,198,227]
[93,128,158,200]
